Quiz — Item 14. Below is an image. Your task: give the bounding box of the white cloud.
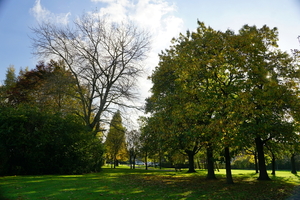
[91,0,132,22]
[91,0,115,2]
[30,0,71,25]
[91,0,183,49]
[90,0,184,102]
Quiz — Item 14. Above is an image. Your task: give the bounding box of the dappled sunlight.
[129,190,145,194]
[23,190,37,195]
[176,190,193,200]
[0,168,298,199]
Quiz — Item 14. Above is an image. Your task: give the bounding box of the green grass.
[0,166,299,200]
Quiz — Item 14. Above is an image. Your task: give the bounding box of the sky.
[1,0,300,115]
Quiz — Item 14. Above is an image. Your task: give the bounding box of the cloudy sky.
[1,0,300,105]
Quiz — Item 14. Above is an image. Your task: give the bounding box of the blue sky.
[1,0,300,101]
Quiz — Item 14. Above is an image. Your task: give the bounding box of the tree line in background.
[1,13,300,183]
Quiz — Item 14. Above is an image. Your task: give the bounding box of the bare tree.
[30,13,151,134]
[126,129,141,169]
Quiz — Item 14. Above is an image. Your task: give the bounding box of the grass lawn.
[0,166,299,200]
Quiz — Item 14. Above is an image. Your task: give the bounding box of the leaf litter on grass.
[119,171,296,200]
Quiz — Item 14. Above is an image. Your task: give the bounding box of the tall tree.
[138,116,169,170]
[126,129,141,169]
[31,12,150,134]
[146,22,239,177]
[0,65,17,105]
[105,111,127,168]
[146,23,220,175]
[265,140,295,176]
[245,147,259,173]
[289,141,300,174]
[236,25,300,180]
[4,65,17,88]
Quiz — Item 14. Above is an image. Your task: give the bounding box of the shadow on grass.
[293,173,300,180]
[130,171,297,199]
[0,168,298,200]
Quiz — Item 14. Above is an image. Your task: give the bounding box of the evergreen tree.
[0,65,17,105]
[105,111,128,168]
[4,65,17,88]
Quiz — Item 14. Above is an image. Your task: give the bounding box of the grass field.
[0,166,299,200]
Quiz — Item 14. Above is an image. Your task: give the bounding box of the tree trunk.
[254,150,259,174]
[206,146,217,179]
[186,150,196,173]
[114,159,118,168]
[159,153,162,169]
[133,154,136,169]
[225,147,234,184]
[113,155,116,168]
[145,151,148,170]
[215,161,219,172]
[130,152,133,169]
[271,152,275,175]
[255,137,270,180]
[197,157,201,169]
[291,153,297,174]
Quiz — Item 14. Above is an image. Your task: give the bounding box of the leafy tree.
[146,22,241,178]
[31,12,150,134]
[138,116,151,170]
[245,146,259,173]
[236,25,300,180]
[141,116,166,169]
[265,141,288,175]
[105,111,127,168]
[146,32,211,173]
[138,116,169,170]
[288,141,300,174]
[7,60,80,114]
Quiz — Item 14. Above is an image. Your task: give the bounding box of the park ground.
[0,166,299,200]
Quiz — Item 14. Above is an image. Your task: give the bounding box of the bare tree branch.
[30,12,151,134]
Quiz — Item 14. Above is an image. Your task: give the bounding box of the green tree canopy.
[105,111,128,168]
[0,65,17,105]
[6,60,80,114]
[146,21,300,181]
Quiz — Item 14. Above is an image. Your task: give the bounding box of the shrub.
[0,105,104,175]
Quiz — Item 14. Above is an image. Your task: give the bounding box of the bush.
[0,105,104,175]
